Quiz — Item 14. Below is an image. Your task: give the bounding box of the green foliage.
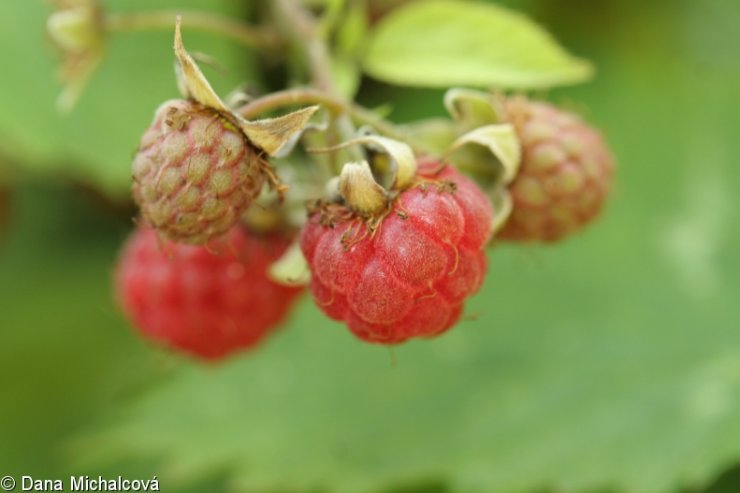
[0,183,153,477]
[362,0,593,89]
[69,1,740,489]
[72,247,740,493]
[693,465,740,493]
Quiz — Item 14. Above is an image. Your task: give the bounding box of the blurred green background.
[0,0,739,492]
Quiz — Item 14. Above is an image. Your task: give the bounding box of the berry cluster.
[113,24,615,362]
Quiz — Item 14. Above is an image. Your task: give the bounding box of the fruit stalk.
[236,88,420,150]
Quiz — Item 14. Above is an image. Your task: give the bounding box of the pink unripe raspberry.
[300,160,493,344]
[115,225,302,361]
[132,99,266,245]
[499,98,614,242]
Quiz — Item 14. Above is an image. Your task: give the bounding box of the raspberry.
[132,99,267,245]
[499,98,614,242]
[300,160,493,344]
[115,225,302,361]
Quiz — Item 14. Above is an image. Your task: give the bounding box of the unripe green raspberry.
[499,98,614,242]
[132,99,266,245]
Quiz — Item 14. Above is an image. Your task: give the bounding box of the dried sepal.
[490,187,514,235]
[360,134,417,190]
[240,105,320,157]
[173,17,228,112]
[175,18,319,158]
[310,134,417,191]
[338,161,388,215]
[444,88,503,129]
[267,110,329,159]
[448,124,521,183]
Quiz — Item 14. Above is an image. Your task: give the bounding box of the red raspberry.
[300,160,493,344]
[115,225,302,361]
[499,98,614,242]
[132,99,267,245]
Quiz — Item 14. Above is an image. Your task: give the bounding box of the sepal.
[269,241,311,287]
[338,161,388,215]
[448,124,521,183]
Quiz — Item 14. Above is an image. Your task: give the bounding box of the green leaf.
[362,0,593,89]
[0,183,158,478]
[268,241,311,287]
[443,88,503,129]
[696,465,740,493]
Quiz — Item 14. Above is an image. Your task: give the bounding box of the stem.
[272,0,362,165]
[272,0,337,93]
[237,89,427,153]
[238,88,344,117]
[104,10,281,51]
